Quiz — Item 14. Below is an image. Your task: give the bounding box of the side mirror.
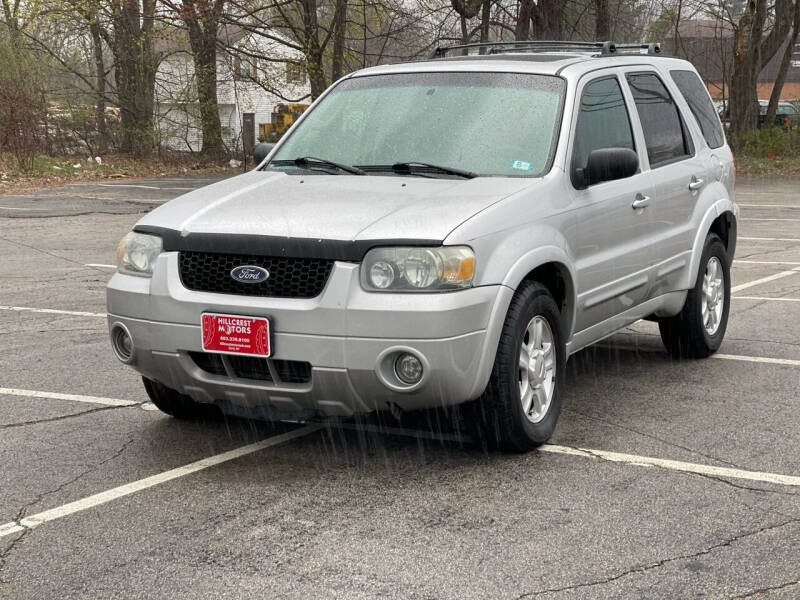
[253,142,276,164]
[574,147,638,189]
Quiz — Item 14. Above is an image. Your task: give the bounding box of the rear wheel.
[142,377,220,419]
[659,233,730,358]
[472,281,565,452]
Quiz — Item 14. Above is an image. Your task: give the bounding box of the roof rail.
[427,40,661,60]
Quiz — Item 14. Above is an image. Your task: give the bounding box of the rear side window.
[626,73,691,167]
[670,70,724,149]
[572,77,635,184]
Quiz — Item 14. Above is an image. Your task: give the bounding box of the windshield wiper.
[390,162,477,179]
[287,156,366,175]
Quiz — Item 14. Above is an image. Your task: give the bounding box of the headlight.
[361,247,475,292]
[117,232,162,277]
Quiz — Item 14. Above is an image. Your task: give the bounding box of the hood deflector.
[134,225,442,262]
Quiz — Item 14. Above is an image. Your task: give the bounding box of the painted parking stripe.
[538,445,800,487]
[733,296,800,302]
[346,424,800,487]
[85,263,116,269]
[739,236,800,242]
[740,218,800,222]
[730,268,800,293]
[0,387,137,407]
[737,203,800,208]
[0,305,106,318]
[712,354,800,367]
[735,260,800,266]
[0,424,322,539]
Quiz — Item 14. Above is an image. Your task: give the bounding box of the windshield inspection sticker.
[510,160,534,172]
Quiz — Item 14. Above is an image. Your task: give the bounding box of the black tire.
[472,281,566,452]
[658,233,731,359]
[142,377,220,420]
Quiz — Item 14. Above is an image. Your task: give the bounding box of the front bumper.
[107,252,512,418]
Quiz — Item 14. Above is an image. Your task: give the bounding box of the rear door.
[622,69,707,296]
[569,72,656,333]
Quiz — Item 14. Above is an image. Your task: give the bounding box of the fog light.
[395,353,423,384]
[111,324,135,364]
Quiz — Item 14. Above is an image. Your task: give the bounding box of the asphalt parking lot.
[1,176,799,599]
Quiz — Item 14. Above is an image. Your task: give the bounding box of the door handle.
[688,177,704,191]
[632,194,650,209]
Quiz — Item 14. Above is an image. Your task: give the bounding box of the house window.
[286,61,307,86]
[234,57,258,81]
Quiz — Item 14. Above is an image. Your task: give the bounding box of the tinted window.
[670,70,725,149]
[626,73,690,166]
[572,77,635,182]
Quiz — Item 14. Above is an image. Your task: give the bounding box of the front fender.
[457,224,577,342]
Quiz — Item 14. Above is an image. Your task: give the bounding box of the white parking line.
[739,236,800,242]
[730,268,800,293]
[712,354,800,367]
[85,263,116,269]
[740,218,800,222]
[733,296,800,302]
[735,260,800,266]
[0,424,321,539]
[0,305,106,318]
[737,203,800,208]
[538,445,800,487]
[0,387,137,407]
[349,425,800,487]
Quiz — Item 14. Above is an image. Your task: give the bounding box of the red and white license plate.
[201,313,271,357]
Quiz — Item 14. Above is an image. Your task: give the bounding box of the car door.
[569,72,656,334]
[622,69,707,296]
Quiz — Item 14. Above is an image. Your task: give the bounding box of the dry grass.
[0,153,238,195]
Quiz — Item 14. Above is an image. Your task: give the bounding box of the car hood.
[136,170,535,243]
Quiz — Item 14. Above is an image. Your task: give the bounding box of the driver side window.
[572,77,635,187]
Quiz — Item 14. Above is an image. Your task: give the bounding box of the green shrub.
[732,127,800,158]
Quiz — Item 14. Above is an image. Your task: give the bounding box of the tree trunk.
[765,0,800,125]
[192,41,224,156]
[532,0,562,40]
[182,0,225,157]
[479,0,491,44]
[515,0,533,40]
[111,0,157,157]
[299,0,327,99]
[594,0,609,40]
[729,0,766,138]
[89,17,108,153]
[330,0,347,81]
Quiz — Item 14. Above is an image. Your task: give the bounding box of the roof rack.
[427,41,661,60]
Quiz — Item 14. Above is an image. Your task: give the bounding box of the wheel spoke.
[543,343,554,369]
[520,386,533,415]
[533,319,543,348]
[533,386,548,416]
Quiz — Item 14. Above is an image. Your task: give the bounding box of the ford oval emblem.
[230,265,270,283]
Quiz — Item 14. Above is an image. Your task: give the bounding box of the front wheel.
[472,281,565,452]
[142,377,220,420]
[659,233,731,358]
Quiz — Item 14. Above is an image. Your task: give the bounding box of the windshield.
[266,72,565,177]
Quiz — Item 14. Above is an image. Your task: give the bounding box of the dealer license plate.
[201,313,271,357]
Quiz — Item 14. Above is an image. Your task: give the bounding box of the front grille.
[179,252,334,298]
[188,351,312,384]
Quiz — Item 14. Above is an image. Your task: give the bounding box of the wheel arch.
[502,249,576,343]
[683,199,739,290]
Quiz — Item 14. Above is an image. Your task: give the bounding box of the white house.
[154,26,312,153]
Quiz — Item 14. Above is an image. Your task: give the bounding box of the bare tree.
[765,0,800,125]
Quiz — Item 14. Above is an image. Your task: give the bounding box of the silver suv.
[108,41,737,451]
